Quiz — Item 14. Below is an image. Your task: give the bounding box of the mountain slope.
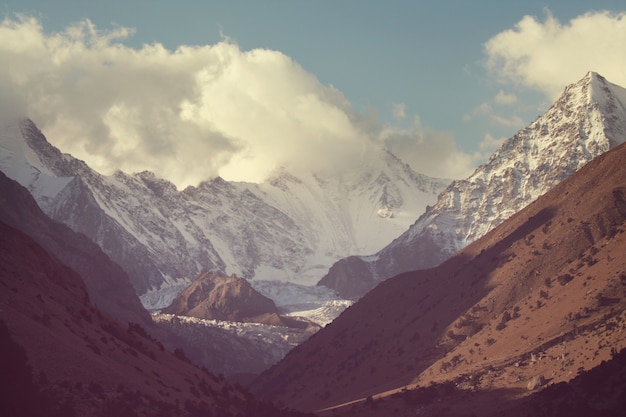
[0,220,313,417]
[250,137,626,414]
[0,171,150,326]
[0,119,448,308]
[319,72,626,298]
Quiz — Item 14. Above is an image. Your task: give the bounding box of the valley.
[1,72,626,416]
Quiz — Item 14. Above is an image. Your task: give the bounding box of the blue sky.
[1,1,625,186]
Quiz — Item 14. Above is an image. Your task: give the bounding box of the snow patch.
[251,280,352,326]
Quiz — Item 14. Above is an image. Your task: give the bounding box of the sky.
[1,1,625,188]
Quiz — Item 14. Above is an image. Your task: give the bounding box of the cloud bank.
[485,10,626,98]
[0,15,479,188]
[2,11,625,189]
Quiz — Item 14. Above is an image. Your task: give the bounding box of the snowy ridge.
[403,72,626,253]
[319,72,626,298]
[248,151,449,282]
[0,118,448,310]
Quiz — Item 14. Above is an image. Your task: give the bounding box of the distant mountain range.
[319,72,626,299]
[0,119,447,310]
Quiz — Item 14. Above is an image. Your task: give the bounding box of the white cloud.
[491,114,525,128]
[392,102,406,120]
[0,15,477,187]
[0,15,379,186]
[463,102,492,122]
[463,96,523,129]
[485,10,626,98]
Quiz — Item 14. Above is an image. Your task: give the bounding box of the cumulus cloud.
[463,102,492,122]
[489,114,524,128]
[0,15,376,186]
[0,15,478,187]
[485,10,626,98]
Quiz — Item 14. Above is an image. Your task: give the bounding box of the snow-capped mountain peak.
[319,71,626,298]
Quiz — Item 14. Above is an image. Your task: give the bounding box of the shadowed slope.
[0,171,150,325]
[0,220,314,417]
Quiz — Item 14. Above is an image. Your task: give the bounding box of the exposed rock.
[162,272,284,325]
[527,375,547,391]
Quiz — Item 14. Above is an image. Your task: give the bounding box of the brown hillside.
[0,220,313,417]
[250,141,626,416]
[0,171,150,326]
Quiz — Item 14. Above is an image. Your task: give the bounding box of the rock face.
[527,375,547,391]
[0,118,448,308]
[319,72,626,299]
[162,272,282,324]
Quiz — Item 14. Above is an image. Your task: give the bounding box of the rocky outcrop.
[163,272,284,325]
[527,375,547,391]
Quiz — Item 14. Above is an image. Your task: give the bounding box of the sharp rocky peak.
[318,72,626,299]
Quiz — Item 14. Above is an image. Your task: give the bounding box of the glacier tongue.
[251,280,353,327]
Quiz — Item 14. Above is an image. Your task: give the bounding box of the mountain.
[162,271,284,325]
[319,72,626,299]
[0,119,448,309]
[0,171,150,326]
[250,136,626,415]
[0,220,313,417]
